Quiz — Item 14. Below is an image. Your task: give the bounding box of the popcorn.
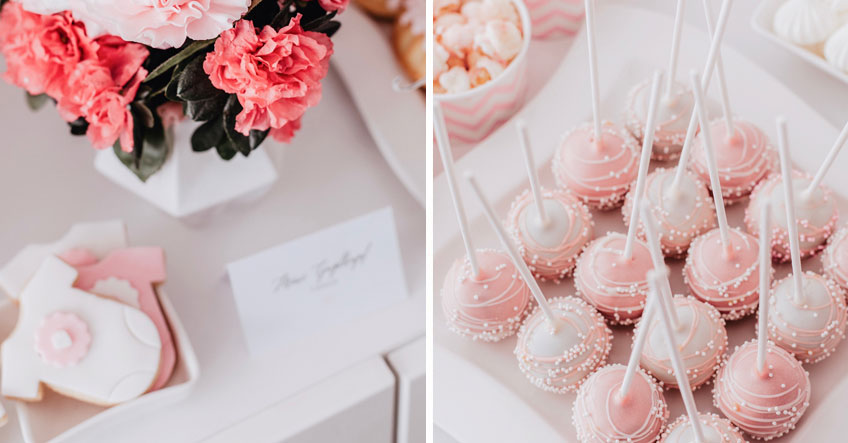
[434,0,524,93]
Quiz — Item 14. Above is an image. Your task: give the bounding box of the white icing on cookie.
[91,277,140,308]
[0,221,127,298]
[1,256,161,406]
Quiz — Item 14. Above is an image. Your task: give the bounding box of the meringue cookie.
[831,0,848,14]
[826,23,848,73]
[435,43,451,77]
[475,20,522,62]
[442,22,479,55]
[774,0,838,50]
[439,66,472,94]
[435,12,466,35]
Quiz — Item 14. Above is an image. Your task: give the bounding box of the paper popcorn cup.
[435,0,532,145]
[525,0,584,39]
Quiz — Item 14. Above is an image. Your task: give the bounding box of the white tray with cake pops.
[434,2,848,442]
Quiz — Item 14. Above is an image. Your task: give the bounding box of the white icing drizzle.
[625,78,694,160]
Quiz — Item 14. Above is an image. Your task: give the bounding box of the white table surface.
[0,61,424,441]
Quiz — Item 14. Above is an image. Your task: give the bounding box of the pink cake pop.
[690,120,776,204]
[745,119,848,262]
[573,71,664,325]
[766,118,847,364]
[637,202,727,390]
[659,413,746,443]
[713,340,810,439]
[715,189,811,440]
[822,224,848,291]
[506,120,594,282]
[625,0,692,161]
[467,173,612,394]
[551,0,639,210]
[436,104,531,342]
[683,71,765,320]
[572,364,668,442]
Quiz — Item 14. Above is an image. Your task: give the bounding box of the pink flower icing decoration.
[35,312,92,368]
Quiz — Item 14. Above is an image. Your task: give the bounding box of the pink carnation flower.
[68,0,252,49]
[0,4,96,98]
[203,15,333,142]
[318,0,348,12]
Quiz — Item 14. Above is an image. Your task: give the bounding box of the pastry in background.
[393,0,425,83]
[355,0,403,19]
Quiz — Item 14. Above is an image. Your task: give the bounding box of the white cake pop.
[765,117,847,365]
[636,201,727,390]
[466,173,612,394]
[659,413,747,443]
[436,104,531,341]
[773,0,838,52]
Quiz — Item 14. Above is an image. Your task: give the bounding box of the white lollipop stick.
[516,120,548,227]
[649,269,707,443]
[466,172,561,329]
[757,201,772,375]
[691,70,731,256]
[436,104,480,276]
[803,119,848,197]
[664,0,686,99]
[703,0,734,135]
[670,0,735,190]
[639,200,680,329]
[623,70,664,260]
[619,289,657,399]
[775,117,805,304]
[584,0,602,146]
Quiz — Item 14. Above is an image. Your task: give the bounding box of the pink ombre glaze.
[441,249,531,342]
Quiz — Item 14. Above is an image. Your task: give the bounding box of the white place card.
[227,207,409,356]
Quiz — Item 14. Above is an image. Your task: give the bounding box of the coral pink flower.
[68,0,252,49]
[318,0,348,13]
[84,69,146,151]
[203,15,333,141]
[0,4,97,99]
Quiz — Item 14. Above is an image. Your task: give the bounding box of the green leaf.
[183,94,228,121]
[164,63,184,102]
[215,138,238,160]
[68,117,88,135]
[302,12,337,32]
[131,102,155,128]
[191,117,225,152]
[142,38,215,85]
[176,56,223,101]
[222,95,251,156]
[112,111,171,182]
[249,129,269,150]
[26,93,49,111]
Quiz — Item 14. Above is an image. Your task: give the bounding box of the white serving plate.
[752,0,848,86]
[333,6,426,207]
[434,5,848,442]
[4,287,199,443]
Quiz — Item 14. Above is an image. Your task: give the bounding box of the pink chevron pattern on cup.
[438,63,529,144]
[525,0,584,39]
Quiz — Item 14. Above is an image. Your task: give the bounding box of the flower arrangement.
[0,0,343,181]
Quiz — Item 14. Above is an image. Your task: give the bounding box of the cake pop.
[573,70,663,325]
[572,234,669,441]
[551,0,639,210]
[636,202,727,390]
[625,0,693,161]
[822,224,848,291]
[436,104,531,341]
[745,119,848,262]
[659,413,746,443]
[572,364,668,442]
[684,71,765,320]
[506,121,594,282]
[466,173,612,394]
[766,117,847,364]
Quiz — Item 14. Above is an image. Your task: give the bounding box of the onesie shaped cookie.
[60,247,176,391]
[0,220,127,298]
[2,256,161,405]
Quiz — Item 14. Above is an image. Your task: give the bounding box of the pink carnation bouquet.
[0,0,344,180]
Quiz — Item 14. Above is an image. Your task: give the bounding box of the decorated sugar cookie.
[0,220,127,298]
[60,247,175,391]
[2,256,161,406]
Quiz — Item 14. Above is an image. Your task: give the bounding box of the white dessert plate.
[5,287,200,443]
[435,5,848,442]
[752,0,848,86]
[333,6,426,207]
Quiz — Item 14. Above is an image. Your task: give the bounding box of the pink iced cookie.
[59,247,175,391]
